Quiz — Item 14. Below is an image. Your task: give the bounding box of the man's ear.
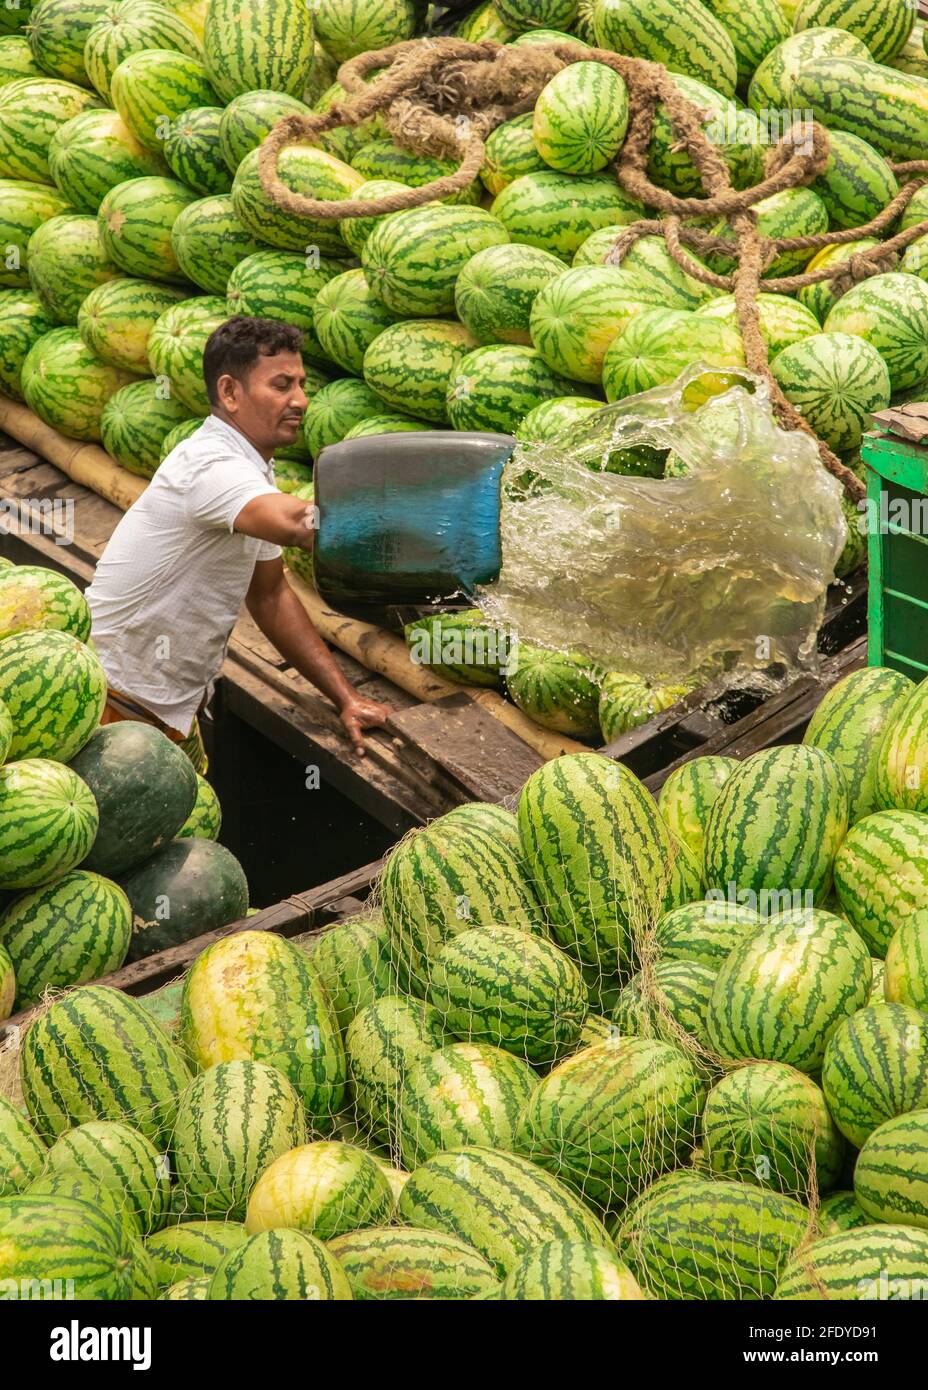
[216,373,238,412]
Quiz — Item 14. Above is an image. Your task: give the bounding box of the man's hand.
[338,693,391,757]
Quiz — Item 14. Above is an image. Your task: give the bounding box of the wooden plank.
[388,693,544,802]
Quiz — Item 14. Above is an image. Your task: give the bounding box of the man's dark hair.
[203,315,304,406]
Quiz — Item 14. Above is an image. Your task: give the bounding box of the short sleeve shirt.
[86,415,282,735]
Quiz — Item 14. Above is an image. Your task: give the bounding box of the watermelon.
[338,177,413,258]
[180,930,346,1120]
[45,1118,169,1235]
[0,869,131,1006]
[702,745,849,906]
[833,810,928,956]
[803,667,914,826]
[78,275,186,374]
[101,375,190,475]
[747,27,872,112]
[617,1172,811,1300]
[110,48,217,153]
[312,0,415,62]
[770,331,891,455]
[158,414,202,460]
[530,264,670,384]
[208,1227,352,1300]
[0,181,72,290]
[217,88,312,173]
[26,211,120,325]
[454,242,567,347]
[884,911,928,1012]
[427,924,587,1064]
[231,144,363,256]
[363,319,477,425]
[362,204,509,319]
[890,18,928,77]
[309,912,396,1032]
[710,188,829,279]
[646,72,762,198]
[345,994,445,1147]
[226,247,341,350]
[875,677,928,815]
[0,627,105,762]
[821,1001,928,1148]
[0,1097,45,1198]
[0,77,102,183]
[342,414,428,439]
[516,395,603,442]
[601,308,745,405]
[0,290,55,397]
[817,1189,873,1236]
[496,0,577,28]
[657,757,739,862]
[48,109,168,214]
[26,0,113,87]
[446,344,582,435]
[854,1108,928,1229]
[0,1193,143,1298]
[654,899,760,971]
[793,57,928,164]
[0,942,12,1017]
[328,1226,499,1301]
[69,721,197,876]
[457,0,515,41]
[83,0,202,103]
[145,1220,248,1289]
[0,37,43,86]
[480,113,548,197]
[159,1275,210,1298]
[120,837,248,960]
[700,0,789,84]
[379,808,545,997]
[499,1239,644,1301]
[807,242,884,327]
[490,169,644,260]
[169,193,262,295]
[0,563,89,641]
[612,959,717,1050]
[20,983,191,1143]
[97,175,197,284]
[0,757,96,890]
[351,139,482,206]
[172,1060,306,1221]
[611,235,721,311]
[702,1062,844,1196]
[776,1224,928,1299]
[506,643,603,738]
[310,73,388,164]
[177,772,220,841]
[403,609,511,690]
[793,0,913,64]
[693,292,820,358]
[303,377,382,457]
[594,0,737,93]
[202,0,312,104]
[312,267,397,376]
[707,908,872,1073]
[532,61,628,175]
[244,1140,392,1240]
[397,1146,612,1277]
[147,295,227,414]
[161,106,228,195]
[398,1041,536,1169]
[810,129,899,231]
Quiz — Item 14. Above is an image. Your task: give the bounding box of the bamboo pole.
[0,399,586,761]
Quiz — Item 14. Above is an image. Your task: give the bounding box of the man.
[86,316,390,764]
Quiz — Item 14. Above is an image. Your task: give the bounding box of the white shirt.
[87,415,282,735]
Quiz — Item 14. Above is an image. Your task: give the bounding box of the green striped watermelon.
[0,180,72,290]
[26,211,121,324]
[217,88,312,173]
[0,869,131,1006]
[601,308,744,405]
[885,911,928,1011]
[97,175,197,284]
[172,1060,306,1221]
[110,47,217,153]
[615,235,722,311]
[446,344,582,435]
[0,942,13,1017]
[496,0,578,28]
[25,0,113,86]
[770,331,891,454]
[0,562,89,641]
[530,264,669,384]
[312,0,416,62]
[517,1036,705,1209]
[169,193,262,295]
[21,983,192,1143]
[363,319,478,424]
[338,178,412,259]
[310,75,387,165]
[710,188,829,278]
[177,772,221,840]
[454,242,567,347]
[350,139,482,206]
[226,247,341,363]
[594,0,737,95]
[203,0,312,103]
[480,113,547,197]
[83,0,202,103]
[747,27,871,112]
[303,377,383,457]
[701,0,789,84]
[804,666,914,825]
[208,1227,353,1300]
[532,61,628,175]
[0,758,97,889]
[702,1062,845,1196]
[25,1165,142,1244]
[457,0,515,40]
[147,295,228,414]
[310,912,396,1033]
[48,109,169,214]
[657,756,739,862]
[499,1239,644,1301]
[793,57,928,164]
[403,609,510,690]
[654,899,760,969]
[855,1108,928,1229]
[821,1001,928,1148]
[328,1226,499,1301]
[0,36,44,86]
[776,1224,928,1299]
[398,1040,536,1168]
[811,129,899,230]
[231,144,363,256]
[515,394,603,442]
[707,908,872,1073]
[693,292,820,358]
[342,413,428,439]
[0,77,102,183]
[362,204,509,319]
[397,1146,613,1278]
[817,1189,873,1236]
[45,1119,169,1235]
[78,275,187,374]
[506,643,604,738]
[345,994,445,1147]
[101,377,191,477]
[491,170,645,262]
[146,1220,248,1289]
[612,959,717,1050]
[245,1139,392,1240]
[427,924,588,1064]
[159,414,202,460]
[312,267,398,376]
[616,1172,811,1299]
[180,930,346,1120]
[875,677,928,814]
[0,1193,142,1298]
[833,810,928,956]
[647,72,762,198]
[162,106,229,195]
[0,627,105,761]
[702,745,849,906]
[890,18,928,76]
[0,1095,46,1196]
[793,0,913,64]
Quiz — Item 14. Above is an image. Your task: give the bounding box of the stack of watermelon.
[4,660,928,1301]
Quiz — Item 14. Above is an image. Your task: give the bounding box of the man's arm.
[234,492,317,549]
[246,558,390,756]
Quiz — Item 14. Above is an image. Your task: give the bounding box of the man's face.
[217,350,308,451]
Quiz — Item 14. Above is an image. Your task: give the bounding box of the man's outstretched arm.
[245,558,391,756]
[234,491,318,549]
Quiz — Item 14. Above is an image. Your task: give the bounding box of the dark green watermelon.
[120,839,249,962]
[69,722,198,877]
